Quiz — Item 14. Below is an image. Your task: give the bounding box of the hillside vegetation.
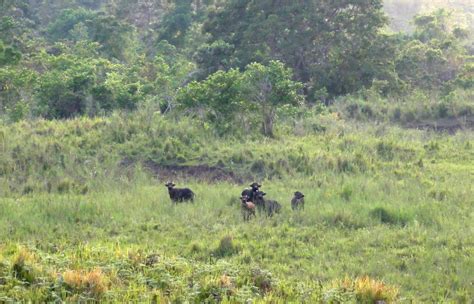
[1,0,473,302]
[1,111,473,302]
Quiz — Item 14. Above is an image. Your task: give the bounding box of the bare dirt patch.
[121,159,243,183]
[143,160,243,183]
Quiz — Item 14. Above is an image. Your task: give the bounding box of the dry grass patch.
[63,268,109,299]
[332,276,399,303]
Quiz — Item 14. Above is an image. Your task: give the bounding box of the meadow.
[0,110,473,302]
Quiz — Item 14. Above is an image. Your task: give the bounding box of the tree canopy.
[0,0,471,134]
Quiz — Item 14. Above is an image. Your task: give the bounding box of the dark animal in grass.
[241,182,262,202]
[252,190,266,213]
[291,191,305,210]
[165,182,195,203]
[254,192,281,217]
[240,195,256,221]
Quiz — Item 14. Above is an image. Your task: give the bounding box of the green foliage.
[244,61,304,136]
[395,9,470,92]
[0,65,36,117]
[15,43,148,119]
[213,235,241,258]
[383,0,473,33]
[48,8,134,61]
[47,8,96,41]
[369,207,412,226]
[178,61,303,136]
[336,87,474,126]
[0,40,21,66]
[449,60,474,90]
[178,68,245,134]
[0,1,473,302]
[194,39,236,77]
[201,0,389,96]
[1,0,473,125]
[35,59,94,119]
[6,100,29,122]
[158,0,193,47]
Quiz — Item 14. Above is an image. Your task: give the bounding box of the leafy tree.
[34,52,96,118]
[451,61,473,90]
[47,9,134,61]
[0,1,39,53]
[395,9,470,91]
[178,68,244,134]
[33,43,144,119]
[107,0,169,31]
[200,0,388,97]
[243,61,303,137]
[86,12,135,61]
[139,41,195,113]
[47,8,96,41]
[178,61,303,136]
[159,0,193,47]
[0,40,21,66]
[396,40,448,89]
[0,65,36,118]
[194,40,236,78]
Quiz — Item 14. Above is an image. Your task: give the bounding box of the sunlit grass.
[0,113,472,301]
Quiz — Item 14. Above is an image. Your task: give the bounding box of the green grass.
[0,112,473,302]
[334,88,474,126]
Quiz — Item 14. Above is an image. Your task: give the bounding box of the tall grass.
[0,110,473,301]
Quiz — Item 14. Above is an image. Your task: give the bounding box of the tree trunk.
[262,108,275,137]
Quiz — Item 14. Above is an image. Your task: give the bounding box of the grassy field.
[0,112,473,302]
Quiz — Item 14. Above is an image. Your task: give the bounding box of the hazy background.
[384,0,473,32]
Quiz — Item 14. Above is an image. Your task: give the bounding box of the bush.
[376,142,395,161]
[177,61,303,136]
[370,207,411,226]
[325,212,365,229]
[12,248,41,284]
[213,236,241,258]
[340,185,354,202]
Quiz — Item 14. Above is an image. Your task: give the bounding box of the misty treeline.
[0,0,472,135]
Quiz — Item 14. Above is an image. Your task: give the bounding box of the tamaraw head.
[240,195,249,203]
[255,191,266,200]
[165,182,176,189]
[294,191,304,198]
[250,182,262,191]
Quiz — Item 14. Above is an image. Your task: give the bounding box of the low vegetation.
[1,112,472,302]
[1,0,472,302]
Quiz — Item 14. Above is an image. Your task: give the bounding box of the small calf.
[291,191,305,211]
[254,192,281,217]
[240,195,256,221]
[241,182,262,202]
[165,182,195,203]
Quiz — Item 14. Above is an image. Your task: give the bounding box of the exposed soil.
[138,159,244,183]
[144,161,243,183]
[405,116,474,134]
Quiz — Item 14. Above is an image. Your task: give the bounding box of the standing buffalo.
[165,182,195,203]
[241,182,262,202]
[254,192,281,217]
[291,191,305,210]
